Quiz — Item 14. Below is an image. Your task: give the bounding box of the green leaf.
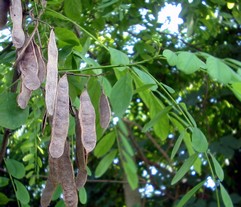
[22,153,34,162]
[52,185,62,201]
[109,47,129,71]
[0,177,9,187]
[134,84,156,94]
[95,150,117,177]
[123,162,138,190]
[55,200,65,207]
[0,192,10,205]
[122,151,137,173]
[55,27,80,46]
[142,106,172,132]
[231,82,241,101]
[220,184,234,207]
[0,93,29,129]
[163,49,178,66]
[64,0,82,21]
[191,127,208,153]
[171,153,198,185]
[14,179,30,204]
[176,52,206,74]
[209,153,224,181]
[133,67,157,91]
[110,73,133,117]
[207,56,233,84]
[79,187,87,204]
[161,83,175,94]
[5,159,25,179]
[94,131,116,158]
[176,180,205,207]
[171,130,187,159]
[119,133,134,156]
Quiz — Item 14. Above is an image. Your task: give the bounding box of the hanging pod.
[79,89,97,153]
[9,0,25,48]
[18,40,41,90]
[75,109,88,189]
[49,74,69,158]
[45,29,58,116]
[99,89,111,130]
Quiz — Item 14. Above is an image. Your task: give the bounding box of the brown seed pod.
[75,109,88,189]
[17,80,32,109]
[40,178,57,207]
[45,29,58,116]
[58,141,78,207]
[33,41,46,83]
[18,40,41,90]
[79,89,97,153]
[99,89,111,130]
[49,74,69,158]
[9,0,25,48]
[0,0,10,30]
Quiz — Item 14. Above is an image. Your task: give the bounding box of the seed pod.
[0,0,10,30]
[33,41,46,83]
[99,89,111,130]
[75,109,87,189]
[40,178,57,207]
[79,89,96,153]
[18,40,41,90]
[49,74,69,158]
[45,29,58,116]
[58,141,78,207]
[17,81,32,109]
[9,0,25,48]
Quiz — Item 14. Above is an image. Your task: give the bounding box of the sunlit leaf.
[176,52,206,74]
[55,27,80,46]
[163,49,178,66]
[63,0,82,21]
[123,162,138,190]
[171,153,198,185]
[207,56,233,84]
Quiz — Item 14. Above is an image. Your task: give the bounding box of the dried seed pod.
[49,74,69,158]
[0,0,10,30]
[9,0,25,48]
[79,89,96,153]
[17,81,32,109]
[40,178,57,207]
[58,141,78,207]
[99,89,111,130]
[45,29,58,116]
[75,109,88,189]
[18,40,40,90]
[33,41,46,83]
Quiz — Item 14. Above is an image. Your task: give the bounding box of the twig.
[0,129,11,166]
[123,118,172,165]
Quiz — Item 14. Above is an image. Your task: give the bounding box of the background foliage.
[0,0,241,206]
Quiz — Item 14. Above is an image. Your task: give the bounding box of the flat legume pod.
[49,74,69,158]
[99,89,111,130]
[79,89,96,153]
[10,0,25,48]
[45,29,58,116]
[17,81,32,109]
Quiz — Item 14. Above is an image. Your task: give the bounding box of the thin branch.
[123,118,172,165]
[0,129,11,166]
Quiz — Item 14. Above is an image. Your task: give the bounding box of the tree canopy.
[0,0,241,206]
